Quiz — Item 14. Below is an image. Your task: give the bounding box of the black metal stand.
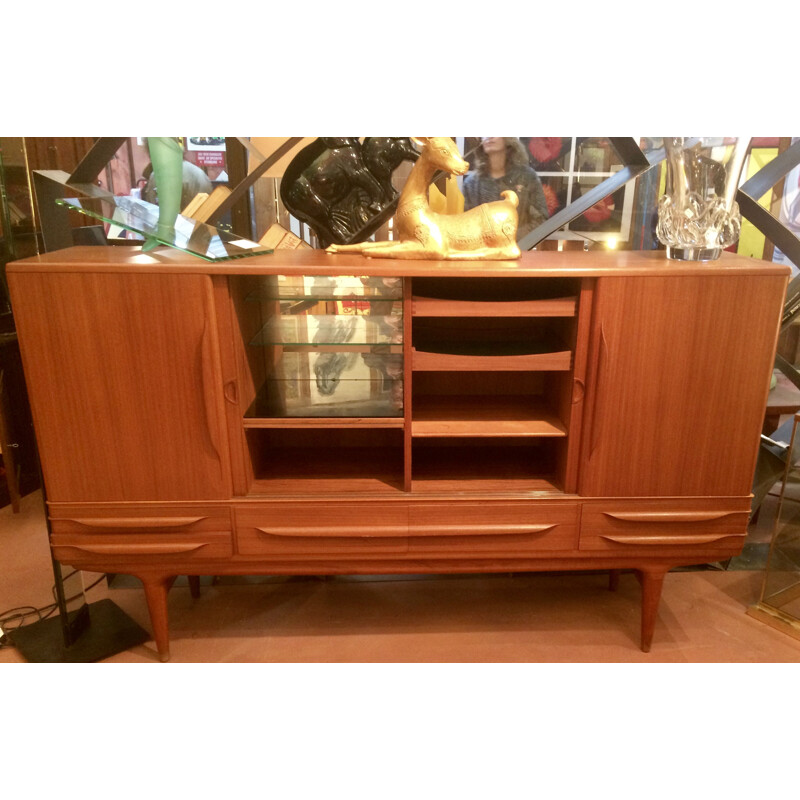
[10,599,150,663]
[9,470,150,662]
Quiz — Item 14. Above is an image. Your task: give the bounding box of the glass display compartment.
[240,275,404,421]
[749,411,800,640]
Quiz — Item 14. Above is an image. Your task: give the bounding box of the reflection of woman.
[463,137,549,238]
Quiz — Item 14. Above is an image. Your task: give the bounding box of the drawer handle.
[63,516,209,529]
[600,534,739,546]
[601,511,740,523]
[408,524,557,537]
[254,525,406,539]
[59,542,209,555]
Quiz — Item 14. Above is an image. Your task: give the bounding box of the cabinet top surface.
[7,245,791,278]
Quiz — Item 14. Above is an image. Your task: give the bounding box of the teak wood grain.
[6,247,790,659]
[9,272,232,502]
[577,274,787,497]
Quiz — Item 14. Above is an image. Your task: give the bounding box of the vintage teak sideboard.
[6,246,789,660]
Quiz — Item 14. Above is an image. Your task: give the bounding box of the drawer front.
[580,499,750,552]
[51,532,233,563]
[48,504,233,536]
[408,502,579,555]
[235,503,408,558]
[48,504,234,564]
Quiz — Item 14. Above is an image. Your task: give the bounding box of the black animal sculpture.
[280,137,419,248]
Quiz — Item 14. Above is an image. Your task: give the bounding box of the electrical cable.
[0,572,110,648]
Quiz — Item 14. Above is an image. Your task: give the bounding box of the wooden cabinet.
[6,247,789,660]
[578,275,785,497]
[8,271,231,501]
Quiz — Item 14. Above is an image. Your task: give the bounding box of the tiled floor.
[2,490,800,663]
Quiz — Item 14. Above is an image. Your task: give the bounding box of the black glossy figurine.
[280,137,418,248]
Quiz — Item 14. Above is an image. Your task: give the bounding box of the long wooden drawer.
[235,503,408,558]
[408,502,579,555]
[579,499,751,552]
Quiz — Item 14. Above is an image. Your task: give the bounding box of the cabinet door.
[579,274,786,497]
[11,271,231,501]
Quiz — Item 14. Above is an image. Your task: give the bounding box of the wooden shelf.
[249,447,405,494]
[412,294,577,318]
[412,344,572,371]
[412,396,566,437]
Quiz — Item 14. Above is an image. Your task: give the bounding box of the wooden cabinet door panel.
[10,272,231,501]
[579,275,786,497]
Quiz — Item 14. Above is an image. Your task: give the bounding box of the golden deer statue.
[325,136,520,260]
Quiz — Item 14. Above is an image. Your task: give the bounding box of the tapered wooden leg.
[188,575,201,599]
[639,568,668,653]
[608,569,621,592]
[141,576,176,662]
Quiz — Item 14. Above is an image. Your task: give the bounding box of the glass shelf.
[250,314,403,347]
[245,349,403,419]
[247,275,403,302]
[246,380,403,419]
[55,195,272,261]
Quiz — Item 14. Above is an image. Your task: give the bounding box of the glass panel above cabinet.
[55,195,272,261]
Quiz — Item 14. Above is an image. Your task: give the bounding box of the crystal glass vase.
[656,137,750,261]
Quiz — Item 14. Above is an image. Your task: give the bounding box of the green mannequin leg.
[144,137,183,250]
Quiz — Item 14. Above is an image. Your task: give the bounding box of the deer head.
[410,137,469,176]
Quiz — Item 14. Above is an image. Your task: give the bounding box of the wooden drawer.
[408,502,579,555]
[48,504,233,563]
[51,532,233,562]
[579,499,751,552]
[235,503,408,558]
[48,504,233,536]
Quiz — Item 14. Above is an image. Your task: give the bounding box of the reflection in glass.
[247,349,403,418]
[751,412,800,639]
[244,273,405,419]
[247,274,403,302]
[250,311,402,347]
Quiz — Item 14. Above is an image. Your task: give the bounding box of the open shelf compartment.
[411,437,563,493]
[246,428,405,494]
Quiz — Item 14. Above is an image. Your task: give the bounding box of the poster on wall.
[186,137,226,168]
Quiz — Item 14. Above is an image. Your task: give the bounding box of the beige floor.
[2,490,800,663]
